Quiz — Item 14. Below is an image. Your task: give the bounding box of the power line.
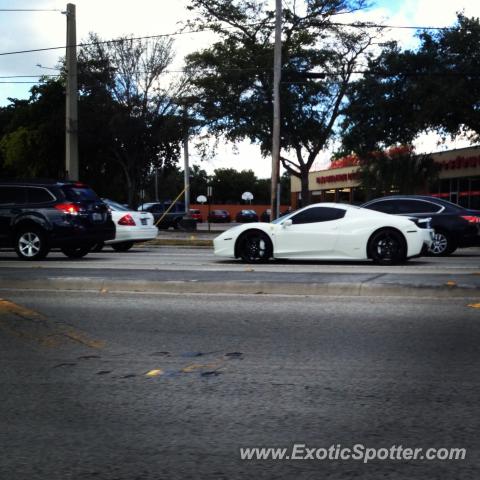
[0,75,60,78]
[0,18,468,58]
[0,9,62,12]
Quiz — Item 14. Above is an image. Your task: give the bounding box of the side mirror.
[282,219,293,228]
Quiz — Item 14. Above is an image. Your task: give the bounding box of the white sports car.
[93,199,158,252]
[214,203,434,264]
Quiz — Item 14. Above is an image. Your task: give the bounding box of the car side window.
[0,186,27,205]
[27,187,55,204]
[290,207,346,224]
[366,200,398,214]
[396,200,441,214]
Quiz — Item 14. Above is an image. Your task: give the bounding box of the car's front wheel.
[237,230,272,263]
[61,245,92,259]
[111,241,134,252]
[15,227,50,260]
[428,230,456,256]
[368,229,407,265]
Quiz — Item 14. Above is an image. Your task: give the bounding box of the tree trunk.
[300,170,310,207]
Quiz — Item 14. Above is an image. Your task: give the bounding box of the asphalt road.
[1,291,480,479]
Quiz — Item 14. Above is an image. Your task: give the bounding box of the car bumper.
[106,226,158,244]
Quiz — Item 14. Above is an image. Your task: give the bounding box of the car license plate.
[141,218,147,226]
[92,213,102,222]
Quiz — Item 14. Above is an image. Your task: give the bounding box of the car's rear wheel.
[61,245,91,259]
[237,230,272,263]
[111,241,134,252]
[15,227,49,260]
[368,229,407,265]
[428,230,456,256]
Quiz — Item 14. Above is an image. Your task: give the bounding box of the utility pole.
[65,3,78,180]
[270,0,282,221]
[183,126,191,217]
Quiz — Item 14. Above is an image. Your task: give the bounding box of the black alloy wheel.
[15,227,50,260]
[237,231,272,263]
[368,229,407,265]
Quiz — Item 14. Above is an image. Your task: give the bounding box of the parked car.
[208,209,231,223]
[0,180,114,260]
[260,209,271,222]
[236,209,259,223]
[214,203,433,264]
[189,209,203,222]
[362,195,480,256]
[90,199,158,252]
[138,201,186,229]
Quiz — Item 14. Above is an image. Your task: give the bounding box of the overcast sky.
[1,0,480,177]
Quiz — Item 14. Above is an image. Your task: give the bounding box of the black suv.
[137,201,186,229]
[0,180,115,260]
[362,195,480,256]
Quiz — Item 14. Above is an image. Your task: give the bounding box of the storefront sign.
[440,155,480,170]
[316,172,360,185]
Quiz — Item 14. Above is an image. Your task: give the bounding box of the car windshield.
[104,199,130,212]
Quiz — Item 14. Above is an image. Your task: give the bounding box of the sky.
[1,0,480,177]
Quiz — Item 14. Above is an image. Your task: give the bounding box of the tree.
[358,146,439,199]
[342,14,480,153]
[210,168,258,203]
[77,33,191,205]
[184,0,377,204]
[0,80,65,179]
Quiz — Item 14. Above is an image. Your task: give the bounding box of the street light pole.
[270,0,282,221]
[65,3,78,180]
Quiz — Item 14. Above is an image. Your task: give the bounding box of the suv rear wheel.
[15,227,50,260]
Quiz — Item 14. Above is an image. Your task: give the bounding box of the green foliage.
[0,80,65,179]
[342,13,480,153]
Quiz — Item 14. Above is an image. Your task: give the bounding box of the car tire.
[111,241,134,252]
[237,230,273,263]
[91,242,104,252]
[15,227,50,260]
[428,230,456,256]
[61,245,92,259]
[368,228,407,265]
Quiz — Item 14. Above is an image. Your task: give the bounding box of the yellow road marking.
[0,298,104,349]
[145,369,164,377]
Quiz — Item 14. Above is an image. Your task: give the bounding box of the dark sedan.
[362,195,480,256]
[208,209,231,223]
[235,209,259,223]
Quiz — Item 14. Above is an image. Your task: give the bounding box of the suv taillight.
[55,202,80,215]
[461,215,480,224]
[118,214,136,226]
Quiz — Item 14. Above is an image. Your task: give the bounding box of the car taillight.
[461,215,480,224]
[55,202,80,215]
[118,214,136,226]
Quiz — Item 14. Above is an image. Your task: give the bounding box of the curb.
[147,238,213,247]
[1,277,478,298]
